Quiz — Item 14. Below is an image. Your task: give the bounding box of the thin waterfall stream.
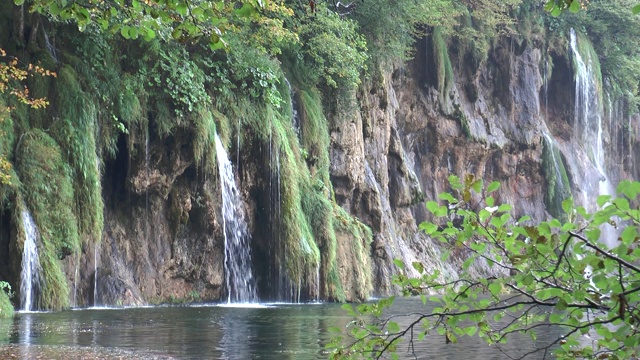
[93,245,98,306]
[215,133,258,303]
[20,209,40,312]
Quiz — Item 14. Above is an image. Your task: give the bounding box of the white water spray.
[215,134,258,303]
[20,210,40,312]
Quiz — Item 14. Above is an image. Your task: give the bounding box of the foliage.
[293,4,367,89]
[0,48,55,184]
[351,0,458,66]
[432,27,454,105]
[16,0,293,51]
[330,175,640,359]
[51,65,104,244]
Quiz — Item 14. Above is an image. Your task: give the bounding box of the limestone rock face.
[70,32,639,305]
[327,36,639,295]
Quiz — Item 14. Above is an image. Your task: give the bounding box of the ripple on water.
[0,344,176,360]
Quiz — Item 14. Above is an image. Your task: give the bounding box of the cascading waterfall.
[20,209,40,312]
[569,28,617,247]
[215,133,258,303]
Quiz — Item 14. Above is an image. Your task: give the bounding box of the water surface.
[0,299,563,359]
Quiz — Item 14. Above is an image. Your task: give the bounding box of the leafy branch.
[329,176,640,360]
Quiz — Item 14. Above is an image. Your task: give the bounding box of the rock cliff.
[1,14,639,308]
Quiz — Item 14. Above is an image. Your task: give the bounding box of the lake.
[0,298,563,359]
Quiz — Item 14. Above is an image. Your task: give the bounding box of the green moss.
[192,108,217,175]
[433,27,454,105]
[0,288,13,318]
[37,241,71,311]
[300,182,342,300]
[542,137,572,219]
[51,66,104,245]
[118,73,145,126]
[0,280,13,318]
[15,130,74,310]
[333,204,373,300]
[298,89,331,186]
[273,113,320,283]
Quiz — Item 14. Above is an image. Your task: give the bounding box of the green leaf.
[388,321,400,333]
[234,2,256,17]
[569,0,580,13]
[464,326,477,336]
[634,4,640,15]
[488,282,502,296]
[486,196,495,207]
[471,179,483,193]
[620,226,637,246]
[487,181,500,193]
[128,27,139,40]
[449,175,462,190]
[585,228,601,243]
[143,28,156,40]
[597,195,611,207]
[438,192,456,203]
[426,201,439,214]
[120,25,131,39]
[393,259,405,270]
[419,222,438,235]
[49,2,61,15]
[555,298,568,311]
[176,2,188,16]
[434,205,448,217]
[14,0,24,5]
[561,198,573,214]
[549,313,563,323]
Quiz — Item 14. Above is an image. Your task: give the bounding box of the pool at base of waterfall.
[0,298,565,359]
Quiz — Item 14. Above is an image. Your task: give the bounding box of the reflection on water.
[0,299,564,359]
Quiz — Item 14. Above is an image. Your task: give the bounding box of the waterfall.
[73,259,79,308]
[94,245,99,306]
[215,134,258,303]
[268,130,290,302]
[315,263,320,302]
[42,27,58,63]
[569,29,617,247]
[285,78,301,138]
[20,209,40,312]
